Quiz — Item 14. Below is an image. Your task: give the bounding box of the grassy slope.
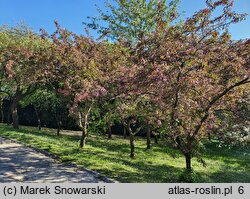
[0,123,249,182]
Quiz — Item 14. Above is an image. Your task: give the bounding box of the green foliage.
[20,88,65,114]
[88,106,107,134]
[212,98,250,147]
[85,0,181,44]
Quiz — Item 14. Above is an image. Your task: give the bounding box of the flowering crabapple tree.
[48,21,127,148]
[0,24,52,129]
[129,0,249,171]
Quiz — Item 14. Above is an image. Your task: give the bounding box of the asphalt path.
[0,137,107,183]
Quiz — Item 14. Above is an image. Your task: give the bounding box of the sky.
[0,0,249,40]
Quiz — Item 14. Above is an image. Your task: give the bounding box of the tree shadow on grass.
[0,125,207,182]
[205,162,250,183]
[73,151,206,183]
[2,124,248,182]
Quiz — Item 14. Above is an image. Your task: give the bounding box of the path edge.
[0,136,119,183]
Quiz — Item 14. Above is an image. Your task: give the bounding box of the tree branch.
[193,77,249,137]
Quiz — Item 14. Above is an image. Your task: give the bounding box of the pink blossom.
[157,120,162,127]
[58,88,70,96]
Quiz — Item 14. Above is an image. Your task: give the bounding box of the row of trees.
[0,0,249,173]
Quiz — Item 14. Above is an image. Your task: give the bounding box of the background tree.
[116,96,143,158]
[21,88,67,134]
[85,0,181,45]
[98,100,120,139]
[212,95,249,147]
[113,94,163,157]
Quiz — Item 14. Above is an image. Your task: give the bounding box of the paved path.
[0,137,107,183]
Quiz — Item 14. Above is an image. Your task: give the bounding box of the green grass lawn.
[0,123,249,182]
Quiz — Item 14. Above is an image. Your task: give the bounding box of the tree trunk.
[78,112,86,148]
[57,120,62,136]
[208,132,211,142]
[154,136,158,144]
[123,120,140,158]
[129,133,135,158]
[108,123,112,139]
[123,126,127,139]
[153,131,158,144]
[57,127,60,136]
[80,120,87,148]
[79,103,92,148]
[7,100,12,125]
[34,106,41,131]
[146,128,151,149]
[54,111,62,136]
[0,98,3,123]
[11,98,19,129]
[185,153,192,172]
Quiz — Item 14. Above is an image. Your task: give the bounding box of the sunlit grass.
[0,123,249,182]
